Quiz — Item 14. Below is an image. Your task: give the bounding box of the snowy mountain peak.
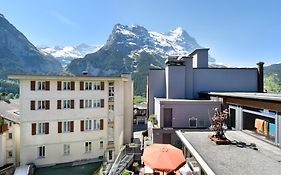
[39,44,101,68]
[170,27,184,36]
[0,13,4,18]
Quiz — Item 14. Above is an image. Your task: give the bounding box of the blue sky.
[0,0,280,67]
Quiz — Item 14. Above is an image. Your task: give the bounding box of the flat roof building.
[9,74,133,166]
[176,130,281,175]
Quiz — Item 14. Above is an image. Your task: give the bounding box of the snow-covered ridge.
[39,44,101,68]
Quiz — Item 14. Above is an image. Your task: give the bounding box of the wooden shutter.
[80,99,84,109]
[57,81,62,90]
[45,81,50,91]
[30,101,35,110]
[100,81,104,90]
[70,121,74,132]
[57,100,61,109]
[100,99,104,108]
[30,81,36,91]
[80,120,84,131]
[70,100,74,109]
[45,100,50,110]
[80,81,84,90]
[100,119,104,130]
[58,122,62,133]
[31,123,36,135]
[71,81,75,90]
[45,123,49,134]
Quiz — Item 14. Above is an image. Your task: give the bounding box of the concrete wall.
[18,76,132,166]
[148,69,166,116]
[154,98,221,129]
[166,66,186,99]
[0,121,20,167]
[193,69,258,98]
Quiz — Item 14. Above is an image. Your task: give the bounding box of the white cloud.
[51,11,75,26]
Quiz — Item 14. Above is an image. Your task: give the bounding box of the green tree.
[264,74,281,92]
[7,93,14,99]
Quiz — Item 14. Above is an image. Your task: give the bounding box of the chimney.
[256,62,264,93]
[189,48,209,68]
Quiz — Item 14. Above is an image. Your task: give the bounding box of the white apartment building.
[9,74,133,166]
[0,99,20,171]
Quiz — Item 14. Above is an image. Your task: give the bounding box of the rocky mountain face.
[67,24,212,95]
[0,14,62,78]
[39,44,100,68]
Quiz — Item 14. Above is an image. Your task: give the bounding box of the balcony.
[108,141,114,149]
[0,124,8,134]
[108,121,114,128]
[108,97,114,102]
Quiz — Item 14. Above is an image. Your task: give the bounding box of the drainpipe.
[256,62,264,93]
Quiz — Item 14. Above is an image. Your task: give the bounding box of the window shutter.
[100,119,104,130]
[45,100,50,110]
[57,100,61,109]
[30,101,35,110]
[31,81,35,91]
[31,123,36,135]
[80,120,84,131]
[80,99,84,109]
[71,81,75,90]
[70,121,74,132]
[70,100,74,109]
[57,81,62,90]
[100,81,104,90]
[45,123,49,134]
[80,81,84,90]
[45,81,50,91]
[58,122,62,133]
[100,99,104,108]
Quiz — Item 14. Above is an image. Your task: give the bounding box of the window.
[63,100,71,109]
[94,120,99,130]
[8,151,12,158]
[85,82,92,90]
[100,141,103,149]
[108,82,114,102]
[38,123,46,134]
[93,100,100,108]
[108,150,113,161]
[32,123,49,135]
[85,142,92,153]
[38,81,46,90]
[109,104,114,111]
[38,101,46,110]
[93,82,101,90]
[198,120,205,127]
[85,100,92,108]
[38,146,46,158]
[85,120,92,131]
[63,144,70,155]
[189,117,197,128]
[9,122,12,127]
[63,121,72,133]
[8,133,12,139]
[63,82,71,90]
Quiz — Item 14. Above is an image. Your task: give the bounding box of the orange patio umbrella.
[142,144,186,173]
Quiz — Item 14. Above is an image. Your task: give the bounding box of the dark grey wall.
[193,69,258,98]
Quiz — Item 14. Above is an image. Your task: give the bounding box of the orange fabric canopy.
[142,144,186,172]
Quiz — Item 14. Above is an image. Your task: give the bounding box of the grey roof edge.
[176,130,215,175]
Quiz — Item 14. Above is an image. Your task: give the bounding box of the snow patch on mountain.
[39,44,101,68]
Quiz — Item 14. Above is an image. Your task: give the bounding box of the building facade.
[0,99,20,173]
[147,48,262,145]
[9,74,133,166]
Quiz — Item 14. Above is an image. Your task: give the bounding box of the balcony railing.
[108,97,114,102]
[108,141,114,149]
